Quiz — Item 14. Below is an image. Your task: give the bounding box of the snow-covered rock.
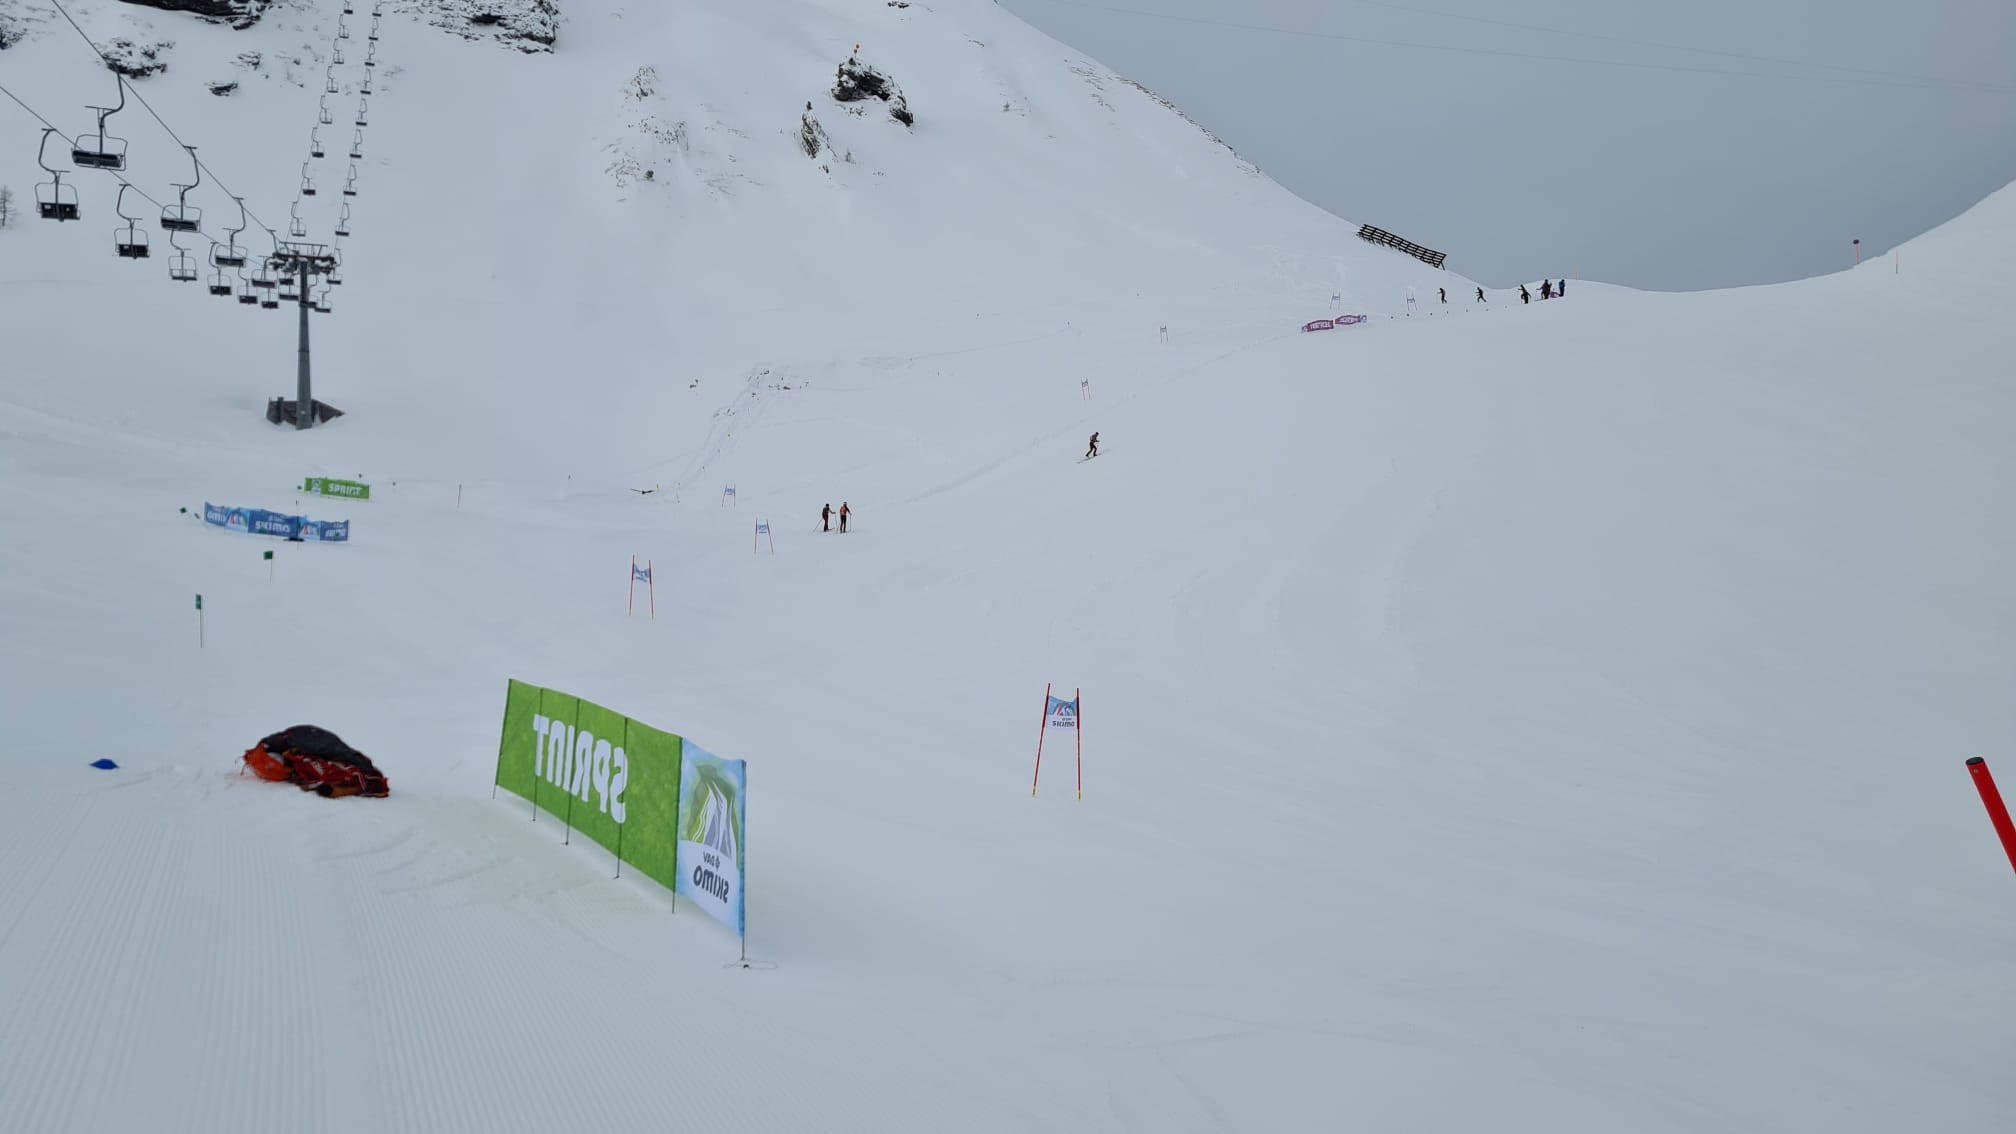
[98,34,171,76]
[832,55,911,127]
[118,0,270,30]
[420,0,557,53]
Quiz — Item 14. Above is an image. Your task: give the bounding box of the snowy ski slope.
[1,0,2013,1130]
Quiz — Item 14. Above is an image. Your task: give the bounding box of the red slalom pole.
[1031,683,1051,798]
[1966,758,2016,875]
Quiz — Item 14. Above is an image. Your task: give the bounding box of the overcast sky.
[998,0,2016,291]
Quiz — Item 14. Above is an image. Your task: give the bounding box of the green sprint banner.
[676,743,747,935]
[494,679,683,894]
[303,476,371,500]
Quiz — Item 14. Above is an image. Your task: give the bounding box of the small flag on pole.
[1031,687,1082,798]
[754,519,774,555]
[632,562,652,583]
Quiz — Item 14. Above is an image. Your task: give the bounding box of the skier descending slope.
[1085,431,1099,460]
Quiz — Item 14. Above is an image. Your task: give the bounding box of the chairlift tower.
[265,241,344,429]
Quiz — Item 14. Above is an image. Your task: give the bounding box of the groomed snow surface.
[2,0,2013,1130]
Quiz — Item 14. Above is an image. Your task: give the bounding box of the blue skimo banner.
[204,503,350,542]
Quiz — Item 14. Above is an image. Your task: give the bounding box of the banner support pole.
[1031,682,1051,797]
[492,682,512,800]
[530,687,544,822]
[648,560,655,620]
[1076,687,1082,801]
[629,555,635,616]
[614,716,629,878]
[562,697,582,845]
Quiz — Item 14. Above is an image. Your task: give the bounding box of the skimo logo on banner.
[530,713,630,823]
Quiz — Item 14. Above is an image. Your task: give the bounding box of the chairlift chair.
[34,130,81,221]
[261,292,281,310]
[289,204,308,239]
[313,288,332,314]
[208,264,235,296]
[368,16,379,41]
[301,162,318,197]
[325,67,339,94]
[112,184,150,258]
[342,165,359,196]
[238,267,260,304]
[334,202,351,237]
[72,81,129,170]
[364,43,377,67]
[349,131,365,160]
[319,96,334,125]
[333,43,345,65]
[167,230,198,282]
[279,276,300,301]
[213,197,249,267]
[159,145,203,232]
[361,75,375,95]
[355,97,368,126]
[311,128,326,159]
[337,19,350,38]
[343,0,353,12]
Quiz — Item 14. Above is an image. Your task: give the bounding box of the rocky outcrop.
[99,36,171,77]
[832,57,911,127]
[423,0,558,53]
[799,101,831,159]
[117,0,272,31]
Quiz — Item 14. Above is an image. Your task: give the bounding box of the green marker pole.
[264,549,274,580]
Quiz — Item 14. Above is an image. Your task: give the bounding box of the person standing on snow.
[1557,278,1567,297]
[1086,432,1099,459]
[1475,287,1485,303]
[1540,280,1552,299]
[839,502,850,533]
[822,502,832,532]
[1520,284,1531,304]
[1439,287,1447,304]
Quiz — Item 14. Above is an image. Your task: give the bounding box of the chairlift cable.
[45,0,281,235]
[2,79,221,241]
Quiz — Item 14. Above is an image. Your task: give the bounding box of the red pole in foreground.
[1966,758,2016,875]
[1031,683,1051,798]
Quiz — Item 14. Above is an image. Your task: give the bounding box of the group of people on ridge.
[1430,282,1568,305]
[1519,279,1567,303]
